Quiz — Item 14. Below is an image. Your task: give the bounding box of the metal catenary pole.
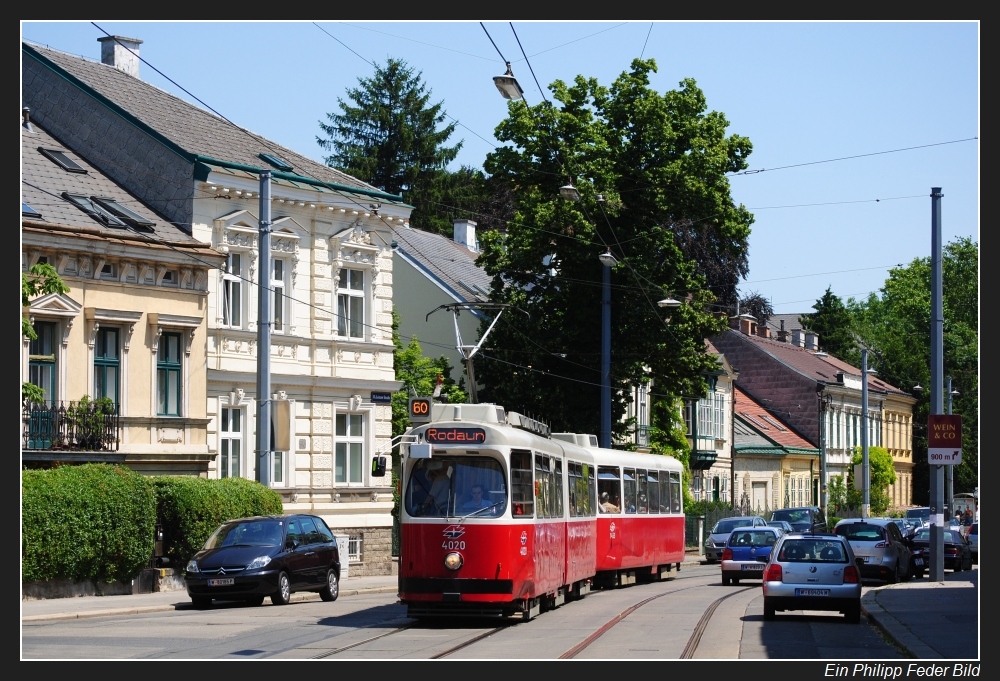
[861,348,870,519]
[929,187,944,581]
[255,170,272,486]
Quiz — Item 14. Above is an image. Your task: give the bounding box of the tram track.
[309,570,740,660]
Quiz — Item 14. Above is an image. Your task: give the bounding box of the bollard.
[698,516,705,557]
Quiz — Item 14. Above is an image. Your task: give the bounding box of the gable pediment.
[28,292,82,318]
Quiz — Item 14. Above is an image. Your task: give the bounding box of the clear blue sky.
[21,21,979,315]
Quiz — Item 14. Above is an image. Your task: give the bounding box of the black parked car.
[909,527,973,573]
[770,506,827,533]
[185,514,341,608]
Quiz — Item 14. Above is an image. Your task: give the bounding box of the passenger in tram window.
[420,462,450,515]
[462,484,493,511]
[637,493,648,514]
[600,492,620,513]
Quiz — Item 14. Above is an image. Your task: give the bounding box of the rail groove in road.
[679,585,756,658]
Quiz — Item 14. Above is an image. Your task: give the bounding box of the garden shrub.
[154,476,282,567]
[21,464,156,583]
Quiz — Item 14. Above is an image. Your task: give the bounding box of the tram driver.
[462,484,493,511]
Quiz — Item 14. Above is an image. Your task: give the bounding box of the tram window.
[636,469,648,513]
[598,466,621,514]
[659,474,670,513]
[511,449,534,518]
[623,468,637,513]
[647,470,659,514]
[554,457,564,518]
[669,471,682,513]
[404,456,507,518]
[583,464,597,516]
[568,462,583,517]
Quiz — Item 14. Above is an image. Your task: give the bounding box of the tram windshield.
[405,456,507,518]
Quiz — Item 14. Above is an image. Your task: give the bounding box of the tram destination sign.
[927,414,962,465]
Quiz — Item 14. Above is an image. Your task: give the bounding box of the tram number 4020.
[443,540,466,550]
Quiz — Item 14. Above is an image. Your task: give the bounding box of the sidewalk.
[22,558,978,660]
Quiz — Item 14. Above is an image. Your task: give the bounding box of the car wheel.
[320,568,339,602]
[846,602,862,624]
[191,596,212,609]
[763,597,776,621]
[887,565,899,584]
[953,559,962,573]
[271,571,291,605]
[722,575,731,586]
[245,595,265,606]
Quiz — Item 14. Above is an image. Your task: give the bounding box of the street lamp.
[658,297,680,323]
[493,62,524,100]
[559,183,581,202]
[599,250,617,448]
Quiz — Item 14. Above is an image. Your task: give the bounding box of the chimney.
[734,313,757,336]
[22,107,34,132]
[453,219,478,252]
[776,319,789,343]
[98,36,142,78]
[804,331,819,351]
[791,329,805,347]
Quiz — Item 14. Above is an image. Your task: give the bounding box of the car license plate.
[795,588,830,597]
[207,578,234,587]
[914,558,924,566]
[742,564,764,571]
[862,556,871,563]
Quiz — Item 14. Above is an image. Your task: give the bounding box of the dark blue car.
[721,526,782,585]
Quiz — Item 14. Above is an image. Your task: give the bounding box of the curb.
[22,585,401,623]
[860,588,938,660]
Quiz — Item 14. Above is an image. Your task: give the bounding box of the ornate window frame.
[85,308,142,416]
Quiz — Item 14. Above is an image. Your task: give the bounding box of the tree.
[475,59,754,437]
[738,290,773,330]
[22,262,68,339]
[799,286,859,365]
[847,237,978,502]
[851,446,896,516]
[317,57,465,234]
[22,262,69,403]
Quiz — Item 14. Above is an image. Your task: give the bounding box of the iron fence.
[22,400,120,452]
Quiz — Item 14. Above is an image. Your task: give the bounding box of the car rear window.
[771,509,809,524]
[835,523,886,541]
[778,539,847,563]
[714,518,755,534]
[728,530,778,547]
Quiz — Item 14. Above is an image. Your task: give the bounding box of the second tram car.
[397,402,685,620]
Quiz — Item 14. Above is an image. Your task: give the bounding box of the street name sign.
[927,414,962,465]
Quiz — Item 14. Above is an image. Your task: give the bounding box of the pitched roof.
[23,41,402,202]
[391,225,492,304]
[22,119,210,249]
[734,386,817,453]
[716,328,908,396]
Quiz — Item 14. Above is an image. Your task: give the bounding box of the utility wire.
[640,23,653,59]
[509,23,548,105]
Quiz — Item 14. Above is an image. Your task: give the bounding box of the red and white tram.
[397,401,685,620]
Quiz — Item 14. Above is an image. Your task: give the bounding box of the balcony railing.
[22,400,120,452]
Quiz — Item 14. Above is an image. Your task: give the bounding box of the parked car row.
[713,508,976,623]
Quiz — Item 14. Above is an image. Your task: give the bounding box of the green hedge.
[22,464,156,583]
[154,476,283,568]
[22,467,283,584]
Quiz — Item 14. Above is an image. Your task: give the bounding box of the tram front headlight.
[444,551,464,571]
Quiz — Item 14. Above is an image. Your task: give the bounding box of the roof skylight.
[39,147,87,174]
[22,202,41,218]
[259,153,293,172]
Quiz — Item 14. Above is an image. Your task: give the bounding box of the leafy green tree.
[317,57,466,234]
[475,59,753,437]
[22,262,68,339]
[390,310,466,441]
[800,286,859,365]
[847,237,978,503]
[22,262,69,402]
[851,446,896,516]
